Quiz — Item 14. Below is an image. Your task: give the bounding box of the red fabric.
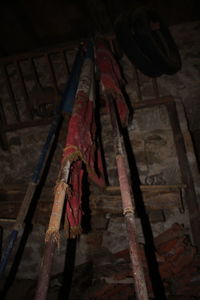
[62,90,105,187]
[95,39,129,125]
[66,160,83,230]
[62,58,105,235]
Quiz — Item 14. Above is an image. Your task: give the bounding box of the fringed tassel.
[45,231,60,247]
[45,181,68,246]
[64,217,82,239]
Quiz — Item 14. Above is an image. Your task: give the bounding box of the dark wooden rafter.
[167,101,200,250]
[30,57,43,89]
[133,66,143,102]
[131,72,200,250]
[2,65,20,122]
[45,53,60,96]
[15,61,33,119]
[0,98,9,150]
[62,50,70,75]
[132,84,200,250]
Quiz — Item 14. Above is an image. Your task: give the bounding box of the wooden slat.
[0,41,80,66]
[106,184,186,192]
[2,65,20,121]
[45,54,60,95]
[167,101,200,250]
[133,67,142,102]
[30,57,43,89]
[152,78,159,99]
[0,185,183,224]
[4,117,53,131]
[132,96,174,109]
[15,61,33,119]
[62,50,70,74]
[90,190,183,214]
[0,99,9,149]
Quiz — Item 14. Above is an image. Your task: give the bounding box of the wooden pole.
[167,101,200,251]
[34,161,70,300]
[107,94,149,300]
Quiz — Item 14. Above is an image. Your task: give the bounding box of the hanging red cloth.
[62,50,105,238]
[95,39,129,125]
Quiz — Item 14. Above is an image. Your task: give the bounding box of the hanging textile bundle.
[62,42,105,238]
[95,39,129,125]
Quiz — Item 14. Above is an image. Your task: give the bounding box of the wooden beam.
[90,190,183,214]
[167,101,200,250]
[0,41,79,66]
[106,184,186,192]
[4,117,53,131]
[132,96,174,110]
[0,185,183,224]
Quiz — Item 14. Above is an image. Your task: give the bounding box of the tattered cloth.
[95,39,129,125]
[62,53,105,238]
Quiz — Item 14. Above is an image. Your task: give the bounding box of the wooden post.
[107,94,149,300]
[15,61,33,119]
[167,101,200,251]
[34,161,70,300]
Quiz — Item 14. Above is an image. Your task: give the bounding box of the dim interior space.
[0,1,200,299]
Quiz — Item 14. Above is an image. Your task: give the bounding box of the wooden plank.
[152,78,159,99]
[0,186,183,224]
[0,199,53,225]
[15,61,33,119]
[106,184,186,192]
[45,54,60,95]
[4,117,53,131]
[2,66,20,121]
[167,101,200,250]
[0,41,79,66]
[132,96,174,109]
[133,67,142,102]
[90,190,182,214]
[62,50,70,74]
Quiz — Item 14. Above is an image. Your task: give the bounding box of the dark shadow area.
[81,163,91,233]
[190,129,200,172]
[122,127,167,300]
[58,238,77,300]
[94,79,109,185]
[0,116,64,299]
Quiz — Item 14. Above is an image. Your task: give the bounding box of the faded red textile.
[62,57,105,237]
[65,160,83,237]
[95,39,129,125]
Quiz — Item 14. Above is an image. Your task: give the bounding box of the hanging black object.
[115,7,182,77]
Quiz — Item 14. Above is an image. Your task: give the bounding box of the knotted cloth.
[62,45,105,238]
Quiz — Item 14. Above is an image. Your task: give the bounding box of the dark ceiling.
[0,0,199,57]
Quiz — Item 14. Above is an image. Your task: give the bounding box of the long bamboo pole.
[34,161,70,300]
[107,94,149,300]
